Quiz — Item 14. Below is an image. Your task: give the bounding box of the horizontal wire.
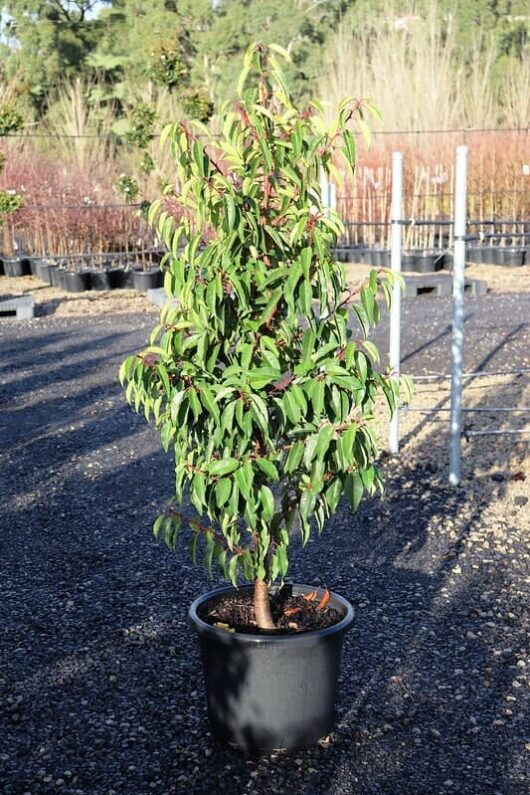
[337,190,530,200]
[4,126,529,140]
[412,368,530,381]
[465,428,530,437]
[402,406,530,413]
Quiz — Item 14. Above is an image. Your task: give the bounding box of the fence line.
[379,146,528,486]
[4,126,529,140]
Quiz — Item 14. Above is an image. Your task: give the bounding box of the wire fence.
[4,126,529,140]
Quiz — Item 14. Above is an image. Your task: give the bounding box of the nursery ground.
[0,293,529,795]
[0,261,529,321]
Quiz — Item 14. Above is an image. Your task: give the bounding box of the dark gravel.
[1,294,529,795]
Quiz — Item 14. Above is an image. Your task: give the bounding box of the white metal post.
[328,182,336,213]
[389,152,403,454]
[449,145,468,485]
[319,168,329,210]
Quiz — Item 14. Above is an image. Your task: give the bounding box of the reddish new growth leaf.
[140,353,160,367]
[270,372,294,393]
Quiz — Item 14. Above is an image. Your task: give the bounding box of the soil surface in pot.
[200,588,343,634]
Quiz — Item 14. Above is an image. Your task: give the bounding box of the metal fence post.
[389,151,403,454]
[319,168,329,210]
[449,145,468,485]
[328,182,336,213]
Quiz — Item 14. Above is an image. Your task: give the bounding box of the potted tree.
[120,44,408,754]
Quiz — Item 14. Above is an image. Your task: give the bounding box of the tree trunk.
[253,578,275,629]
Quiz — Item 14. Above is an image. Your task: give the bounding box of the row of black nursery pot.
[0,255,164,292]
[335,246,449,272]
[335,244,529,269]
[466,245,528,267]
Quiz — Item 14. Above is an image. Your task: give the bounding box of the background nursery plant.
[120,43,408,631]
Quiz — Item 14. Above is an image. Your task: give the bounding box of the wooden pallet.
[0,295,34,319]
[404,274,487,298]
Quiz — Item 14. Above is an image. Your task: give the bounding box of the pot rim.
[189,583,355,647]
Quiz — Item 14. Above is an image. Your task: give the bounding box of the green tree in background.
[188,0,349,102]
[0,1,527,117]
[0,1,105,112]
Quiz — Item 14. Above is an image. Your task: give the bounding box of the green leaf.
[284,390,301,424]
[201,387,220,422]
[255,458,279,481]
[248,367,281,389]
[352,304,370,338]
[235,460,253,499]
[204,532,215,577]
[285,440,304,473]
[311,379,325,418]
[160,421,174,452]
[360,340,380,363]
[260,485,275,521]
[342,129,357,172]
[152,513,165,538]
[224,194,236,231]
[215,477,232,508]
[325,478,343,513]
[189,388,201,421]
[345,472,364,512]
[192,472,206,507]
[315,424,335,461]
[208,458,239,476]
[228,554,240,587]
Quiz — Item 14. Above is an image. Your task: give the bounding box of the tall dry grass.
[321,9,528,131]
[42,78,117,170]
[320,9,530,247]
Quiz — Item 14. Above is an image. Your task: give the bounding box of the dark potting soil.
[199,588,343,634]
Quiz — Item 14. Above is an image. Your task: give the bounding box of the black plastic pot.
[65,270,92,293]
[49,265,63,288]
[481,246,496,265]
[121,269,135,289]
[107,267,127,289]
[348,246,368,264]
[36,261,52,284]
[432,250,446,270]
[334,247,351,263]
[501,248,524,267]
[492,247,504,266]
[90,270,113,291]
[132,268,163,292]
[415,251,439,273]
[354,248,370,264]
[3,257,31,277]
[28,256,45,277]
[189,583,355,754]
[367,249,380,267]
[466,246,481,264]
[401,251,418,272]
[369,249,390,268]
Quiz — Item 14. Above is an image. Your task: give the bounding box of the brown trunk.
[253,579,275,629]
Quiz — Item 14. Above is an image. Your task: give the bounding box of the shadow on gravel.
[0,328,138,402]
[284,369,528,795]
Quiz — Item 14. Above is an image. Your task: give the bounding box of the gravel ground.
[0,261,528,320]
[1,293,529,795]
[0,274,155,316]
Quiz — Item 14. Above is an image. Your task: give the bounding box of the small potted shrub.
[120,44,408,754]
